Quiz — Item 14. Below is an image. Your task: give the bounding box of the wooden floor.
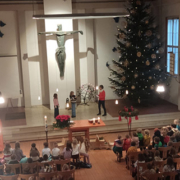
[2,132,137,180]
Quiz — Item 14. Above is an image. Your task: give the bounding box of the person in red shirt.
[97,85,106,116]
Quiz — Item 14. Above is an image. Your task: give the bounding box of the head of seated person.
[43,154,49,162]
[131,141,136,147]
[62,164,70,171]
[44,142,49,148]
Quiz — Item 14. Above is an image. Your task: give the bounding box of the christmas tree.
[107,0,168,103]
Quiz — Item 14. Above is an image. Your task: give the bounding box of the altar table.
[68,119,105,141]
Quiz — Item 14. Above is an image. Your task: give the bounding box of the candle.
[98,117,100,124]
[96,86,99,90]
[115,100,118,105]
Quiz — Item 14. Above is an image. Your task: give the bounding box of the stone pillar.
[17,11,31,107]
[43,0,76,109]
[85,9,95,86]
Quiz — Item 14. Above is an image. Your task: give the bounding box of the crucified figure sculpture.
[39,24,83,77]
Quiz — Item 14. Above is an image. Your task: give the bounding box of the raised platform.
[2,103,180,142]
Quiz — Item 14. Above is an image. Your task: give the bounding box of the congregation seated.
[163,157,175,172]
[8,154,19,164]
[13,141,25,161]
[52,142,60,160]
[3,142,13,163]
[42,142,51,159]
[30,143,40,162]
[63,141,72,160]
[140,163,156,177]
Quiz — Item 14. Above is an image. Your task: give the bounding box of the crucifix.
[39,24,83,77]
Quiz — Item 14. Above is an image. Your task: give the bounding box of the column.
[17,11,32,107]
[43,0,76,109]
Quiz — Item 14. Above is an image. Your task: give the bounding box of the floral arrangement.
[53,115,71,129]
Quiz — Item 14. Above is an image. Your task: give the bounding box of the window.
[167,18,179,74]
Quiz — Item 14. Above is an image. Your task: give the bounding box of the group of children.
[53,91,77,119]
[1,137,91,179]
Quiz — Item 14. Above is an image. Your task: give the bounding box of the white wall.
[160,0,180,105]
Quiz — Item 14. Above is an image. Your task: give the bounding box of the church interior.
[0,0,180,179]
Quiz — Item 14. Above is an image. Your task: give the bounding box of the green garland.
[119,108,139,117]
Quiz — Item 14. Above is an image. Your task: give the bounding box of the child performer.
[70,91,76,118]
[53,93,59,119]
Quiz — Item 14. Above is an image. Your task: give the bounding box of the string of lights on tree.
[107,0,169,103]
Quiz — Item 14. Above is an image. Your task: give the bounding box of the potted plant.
[53,115,71,129]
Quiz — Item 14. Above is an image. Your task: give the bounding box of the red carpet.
[106,99,179,117]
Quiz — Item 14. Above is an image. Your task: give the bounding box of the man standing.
[97,85,107,116]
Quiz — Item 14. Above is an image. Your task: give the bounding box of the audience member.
[163,157,175,172]
[143,129,150,148]
[143,145,154,162]
[154,150,163,161]
[162,131,170,146]
[23,166,35,180]
[170,136,177,142]
[132,132,139,147]
[113,135,123,157]
[40,163,53,173]
[175,131,180,142]
[12,141,25,161]
[167,126,174,136]
[126,141,137,156]
[79,137,91,164]
[154,137,162,149]
[3,142,13,163]
[167,141,173,147]
[63,141,72,159]
[71,138,80,160]
[8,154,19,164]
[137,128,144,148]
[152,129,164,147]
[42,142,51,158]
[174,119,180,131]
[168,147,180,158]
[42,154,50,163]
[123,135,131,152]
[52,142,60,160]
[141,163,156,177]
[30,143,40,162]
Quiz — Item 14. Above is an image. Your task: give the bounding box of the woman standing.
[70,91,76,118]
[53,93,59,119]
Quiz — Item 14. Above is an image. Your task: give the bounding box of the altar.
[68,119,106,141]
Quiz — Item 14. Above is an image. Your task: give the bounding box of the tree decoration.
[121,21,127,27]
[148,76,152,80]
[124,59,129,67]
[146,60,150,66]
[126,42,131,47]
[131,85,135,90]
[107,0,168,103]
[130,9,136,14]
[119,33,125,39]
[119,106,139,135]
[137,52,142,57]
[150,85,154,90]
[151,54,156,59]
[121,76,126,81]
[157,35,161,39]
[159,47,164,54]
[145,20,149,24]
[146,30,152,36]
